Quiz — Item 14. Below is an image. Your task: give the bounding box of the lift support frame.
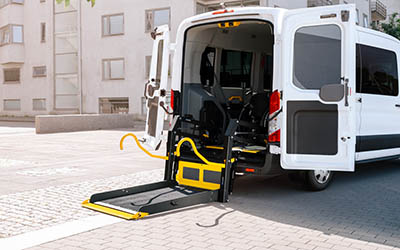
[82,116,237,220]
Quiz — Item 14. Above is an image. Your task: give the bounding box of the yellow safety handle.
[175,137,221,166]
[120,133,168,160]
[228,96,243,102]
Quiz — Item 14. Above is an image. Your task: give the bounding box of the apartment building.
[0,0,386,117]
[379,0,400,21]
[0,0,53,116]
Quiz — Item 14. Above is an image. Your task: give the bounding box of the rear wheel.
[288,170,333,191]
[305,170,333,191]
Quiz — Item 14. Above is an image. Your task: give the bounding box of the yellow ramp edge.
[82,200,149,220]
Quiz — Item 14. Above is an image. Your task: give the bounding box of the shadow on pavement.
[211,161,400,248]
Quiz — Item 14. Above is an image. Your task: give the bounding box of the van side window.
[356,44,399,96]
[200,47,216,86]
[262,54,273,91]
[220,49,252,88]
[293,25,341,90]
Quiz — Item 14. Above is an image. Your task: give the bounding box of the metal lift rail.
[82,117,237,220]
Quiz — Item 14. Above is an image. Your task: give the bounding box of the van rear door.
[143,25,170,150]
[281,5,356,171]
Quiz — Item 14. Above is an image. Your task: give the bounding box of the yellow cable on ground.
[120,133,168,160]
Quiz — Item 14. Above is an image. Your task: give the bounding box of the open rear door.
[143,25,170,150]
[281,5,356,171]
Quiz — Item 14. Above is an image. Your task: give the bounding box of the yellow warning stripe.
[82,200,149,220]
[205,146,224,150]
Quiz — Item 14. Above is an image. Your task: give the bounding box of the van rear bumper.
[235,154,283,176]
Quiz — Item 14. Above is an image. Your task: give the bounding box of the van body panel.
[280,5,357,171]
[354,28,400,162]
[145,5,400,175]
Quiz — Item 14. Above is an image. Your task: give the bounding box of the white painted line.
[0,215,123,250]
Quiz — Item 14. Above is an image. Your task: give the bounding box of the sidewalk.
[0,125,399,250]
[26,167,400,250]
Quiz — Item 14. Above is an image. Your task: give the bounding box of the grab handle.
[120,133,168,160]
[175,137,223,167]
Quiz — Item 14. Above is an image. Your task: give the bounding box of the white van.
[83,4,400,220]
[142,4,400,191]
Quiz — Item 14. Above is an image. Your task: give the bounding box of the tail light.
[212,9,234,15]
[170,89,174,111]
[268,129,280,143]
[268,90,281,143]
[269,90,280,114]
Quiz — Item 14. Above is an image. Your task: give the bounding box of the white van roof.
[188,6,286,24]
[184,5,399,46]
[356,25,400,44]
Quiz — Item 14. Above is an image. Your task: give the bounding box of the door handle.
[341,77,349,107]
[395,104,400,108]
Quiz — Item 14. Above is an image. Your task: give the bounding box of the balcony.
[0,43,24,64]
[0,2,24,27]
[371,0,387,21]
[307,0,333,7]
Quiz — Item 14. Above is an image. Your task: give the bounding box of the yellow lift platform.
[82,119,237,220]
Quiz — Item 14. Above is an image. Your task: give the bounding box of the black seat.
[200,100,227,145]
[249,92,269,122]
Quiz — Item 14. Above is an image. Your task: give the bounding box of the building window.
[196,3,207,14]
[102,14,124,36]
[12,25,23,43]
[4,99,21,111]
[356,44,398,96]
[0,24,23,46]
[33,66,47,77]
[145,8,170,33]
[33,99,46,111]
[4,68,20,83]
[40,23,46,42]
[99,97,129,114]
[356,9,360,25]
[102,58,125,80]
[363,14,369,28]
[0,0,24,9]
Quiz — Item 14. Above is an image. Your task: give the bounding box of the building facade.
[0,0,389,118]
[379,0,400,21]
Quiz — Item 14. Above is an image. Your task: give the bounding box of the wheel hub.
[313,170,331,184]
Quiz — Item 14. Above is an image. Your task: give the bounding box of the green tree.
[372,13,400,40]
[56,0,95,7]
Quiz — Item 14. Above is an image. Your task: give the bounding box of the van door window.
[200,47,216,86]
[293,25,342,90]
[356,44,398,96]
[220,49,252,88]
[262,54,273,91]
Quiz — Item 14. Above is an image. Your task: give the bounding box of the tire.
[304,170,334,191]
